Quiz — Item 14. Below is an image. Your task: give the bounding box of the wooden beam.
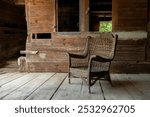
[79,0,89,32]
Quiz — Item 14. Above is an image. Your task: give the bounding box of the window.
[57,0,112,32]
[90,0,112,32]
[58,0,79,32]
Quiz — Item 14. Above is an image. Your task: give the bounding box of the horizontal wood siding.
[21,32,148,73]
[113,0,147,31]
[114,39,146,61]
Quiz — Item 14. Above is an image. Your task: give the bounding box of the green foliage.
[99,21,112,32]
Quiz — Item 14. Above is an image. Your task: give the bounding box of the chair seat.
[70,67,88,78]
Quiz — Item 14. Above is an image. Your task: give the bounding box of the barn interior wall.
[18,0,150,73]
[0,1,26,66]
[112,0,147,31]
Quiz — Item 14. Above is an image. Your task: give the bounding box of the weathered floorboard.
[79,80,104,100]
[0,73,149,100]
[52,77,83,100]
[0,73,16,80]
[52,77,104,100]
[0,73,26,86]
[120,74,150,99]
[0,73,41,99]
[116,74,146,100]
[100,74,134,100]
[3,73,55,100]
[26,73,67,100]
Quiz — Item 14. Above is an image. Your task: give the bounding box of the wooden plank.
[52,77,83,100]
[28,61,68,72]
[26,0,56,33]
[117,74,150,99]
[52,76,103,100]
[26,73,67,100]
[2,73,55,100]
[100,74,133,100]
[0,73,40,99]
[20,50,38,55]
[79,0,89,31]
[0,73,16,80]
[136,74,150,98]
[0,73,26,87]
[79,81,104,100]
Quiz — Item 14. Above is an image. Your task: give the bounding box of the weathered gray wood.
[0,73,150,100]
[119,74,150,99]
[79,81,104,100]
[0,73,16,80]
[20,50,38,55]
[100,74,133,100]
[3,73,55,100]
[115,74,146,100]
[26,73,67,100]
[0,73,41,99]
[52,76,103,100]
[52,77,83,100]
[0,73,26,86]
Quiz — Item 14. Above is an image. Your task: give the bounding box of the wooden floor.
[0,71,149,100]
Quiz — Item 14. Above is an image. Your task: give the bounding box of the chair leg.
[68,72,71,84]
[106,71,112,85]
[88,74,92,93]
[89,85,91,93]
[69,78,71,84]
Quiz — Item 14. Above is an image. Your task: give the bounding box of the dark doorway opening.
[90,0,112,32]
[58,0,79,32]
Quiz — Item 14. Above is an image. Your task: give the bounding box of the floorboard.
[78,80,104,100]
[3,73,55,100]
[52,77,83,100]
[0,73,149,100]
[26,73,67,100]
[100,74,134,100]
[52,77,104,100]
[118,74,150,99]
[0,73,41,99]
[0,73,26,86]
[0,73,15,80]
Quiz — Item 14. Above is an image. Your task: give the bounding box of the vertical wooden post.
[112,0,118,32]
[79,0,90,32]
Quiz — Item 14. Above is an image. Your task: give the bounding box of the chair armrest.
[96,55,112,62]
[90,55,112,62]
[68,52,87,58]
[68,52,89,68]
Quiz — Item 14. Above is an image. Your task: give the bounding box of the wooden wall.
[0,1,26,62]
[25,0,56,33]
[20,0,150,73]
[112,0,147,31]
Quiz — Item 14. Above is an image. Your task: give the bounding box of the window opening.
[58,0,79,32]
[90,0,112,32]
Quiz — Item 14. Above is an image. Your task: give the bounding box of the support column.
[79,0,90,32]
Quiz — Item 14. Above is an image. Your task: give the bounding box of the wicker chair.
[68,33,118,93]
